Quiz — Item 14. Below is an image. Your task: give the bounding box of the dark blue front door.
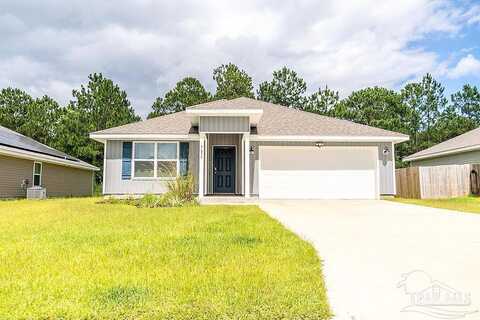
[213,146,235,194]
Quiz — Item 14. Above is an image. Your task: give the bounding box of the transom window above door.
[132,142,179,179]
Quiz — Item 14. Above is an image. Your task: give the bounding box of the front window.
[133,142,179,178]
[33,162,42,186]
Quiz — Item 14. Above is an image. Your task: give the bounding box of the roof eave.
[250,135,409,143]
[404,144,480,162]
[90,133,408,143]
[0,145,99,171]
[89,133,200,142]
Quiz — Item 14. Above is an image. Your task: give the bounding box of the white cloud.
[464,3,480,25]
[0,0,478,116]
[447,54,480,78]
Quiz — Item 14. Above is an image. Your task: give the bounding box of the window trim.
[132,141,180,180]
[32,161,42,187]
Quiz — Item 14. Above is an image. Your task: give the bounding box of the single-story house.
[0,125,98,198]
[90,97,409,199]
[404,127,480,166]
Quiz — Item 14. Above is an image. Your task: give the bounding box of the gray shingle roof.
[91,111,196,135]
[92,97,408,139]
[404,127,480,161]
[187,98,263,110]
[0,125,97,169]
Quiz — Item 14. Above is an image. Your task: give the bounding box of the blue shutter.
[122,142,132,180]
[180,142,189,176]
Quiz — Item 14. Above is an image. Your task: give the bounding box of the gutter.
[89,133,200,143]
[90,133,409,144]
[250,135,409,143]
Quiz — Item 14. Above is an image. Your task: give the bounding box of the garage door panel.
[260,170,376,199]
[259,146,378,199]
[261,147,375,171]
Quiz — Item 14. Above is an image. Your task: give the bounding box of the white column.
[204,134,208,195]
[392,142,396,196]
[241,135,245,195]
[244,134,250,198]
[102,140,107,195]
[198,134,205,198]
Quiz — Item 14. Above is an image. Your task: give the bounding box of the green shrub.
[98,175,197,208]
[136,174,197,208]
[93,183,103,196]
[96,195,137,206]
[166,174,196,203]
[136,194,166,208]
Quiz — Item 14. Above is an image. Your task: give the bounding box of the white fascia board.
[0,145,99,171]
[250,135,409,143]
[185,109,263,116]
[89,133,200,142]
[403,144,480,162]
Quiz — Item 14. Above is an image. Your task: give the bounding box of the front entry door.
[213,146,235,194]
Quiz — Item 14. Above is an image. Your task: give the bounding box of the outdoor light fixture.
[249,145,254,154]
[315,142,324,148]
[383,146,390,155]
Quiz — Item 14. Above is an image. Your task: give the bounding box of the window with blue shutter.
[179,142,189,176]
[122,142,132,180]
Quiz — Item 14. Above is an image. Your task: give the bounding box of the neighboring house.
[90,97,408,200]
[404,127,480,166]
[0,125,98,198]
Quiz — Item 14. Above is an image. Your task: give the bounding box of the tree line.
[1,63,479,182]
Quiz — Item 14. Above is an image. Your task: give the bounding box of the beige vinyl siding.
[207,134,243,194]
[249,141,395,195]
[200,116,249,133]
[104,140,199,195]
[42,163,94,197]
[0,154,94,198]
[0,154,32,198]
[410,150,480,167]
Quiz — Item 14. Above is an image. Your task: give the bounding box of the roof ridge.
[186,99,227,109]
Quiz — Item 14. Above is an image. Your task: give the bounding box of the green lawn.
[387,196,480,214]
[0,198,330,319]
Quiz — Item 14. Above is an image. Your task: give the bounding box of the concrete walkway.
[260,200,480,320]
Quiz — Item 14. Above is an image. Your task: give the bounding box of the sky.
[0,0,479,118]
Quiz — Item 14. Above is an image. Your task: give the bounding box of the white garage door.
[259,146,379,199]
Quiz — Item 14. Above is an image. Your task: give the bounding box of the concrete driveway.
[260,200,480,320]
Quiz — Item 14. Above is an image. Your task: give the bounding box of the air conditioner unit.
[27,187,47,199]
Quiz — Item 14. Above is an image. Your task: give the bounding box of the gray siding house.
[404,127,480,166]
[91,97,408,199]
[0,125,98,198]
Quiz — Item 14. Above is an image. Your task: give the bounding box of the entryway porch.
[198,133,251,199]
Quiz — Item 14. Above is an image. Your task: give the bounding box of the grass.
[387,196,480,214]
[0,198,331,319]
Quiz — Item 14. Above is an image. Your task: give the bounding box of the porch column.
[244,134,250,198]
[241,135,245,195]
[198,133,206,198]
